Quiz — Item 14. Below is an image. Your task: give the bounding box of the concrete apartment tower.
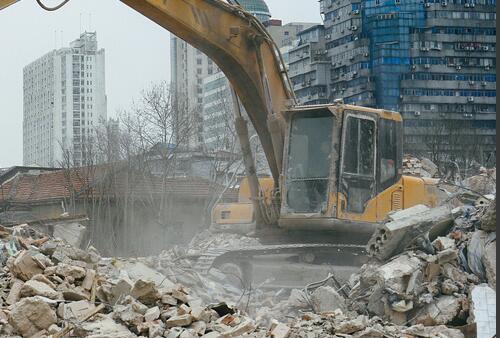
[23,32,106,167]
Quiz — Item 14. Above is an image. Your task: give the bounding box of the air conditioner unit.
[456,65,462,70]
[412,65,417,70]
[465,3,470,7]
[481,81,487,86]
[414,111,421,116]
[469,81,475,85]
[353,9,360,14]
[485,65,491,70]
[351,26,358,31]
[424,2,431,6]
[325,34,332,39]
[364,52,369,57]
[483,46,489,51]
[471,2,475,7]
[464,113,473,118]
[441,1,447,5]
[353,71,358,76]
[424,64,431,69]
[319,93,326,97]
[467,97,474,102]
[341,29,345,33]
[350,55,355,60]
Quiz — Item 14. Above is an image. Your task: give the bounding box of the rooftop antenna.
[60,30,63,48]
[79,13,82,35]
[88,13,92,32]
[54,30,57,50]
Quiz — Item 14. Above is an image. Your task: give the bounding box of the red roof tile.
[0,167,238,204]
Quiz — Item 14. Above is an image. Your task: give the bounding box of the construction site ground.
[0,166,496,338]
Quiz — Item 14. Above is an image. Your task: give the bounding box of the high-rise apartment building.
[288,25,331,105]
[23,32,106,167]
[318,0,496,162]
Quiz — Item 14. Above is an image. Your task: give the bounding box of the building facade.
[288,25,331,105]
[319,0,496,162]
[23,32,106,167]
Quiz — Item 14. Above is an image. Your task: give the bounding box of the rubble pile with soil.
[0,169,496,337]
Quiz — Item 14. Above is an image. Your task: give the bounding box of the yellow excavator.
[1,0,444,287]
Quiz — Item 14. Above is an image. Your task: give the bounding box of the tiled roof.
[0,167,238,204]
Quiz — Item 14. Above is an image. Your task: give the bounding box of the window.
[341,114,376,213]
[343,117,375,176]
[286,110,334,213]
[378,119,400,191]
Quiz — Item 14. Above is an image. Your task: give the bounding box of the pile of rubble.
[0,190,495,337]
[402,156,439,178]
[0,223,275,337]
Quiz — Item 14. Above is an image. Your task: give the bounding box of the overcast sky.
[0,0,321,167]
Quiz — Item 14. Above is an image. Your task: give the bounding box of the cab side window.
[378,119,401,191]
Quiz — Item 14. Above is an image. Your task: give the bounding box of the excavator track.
[190,243,369,289]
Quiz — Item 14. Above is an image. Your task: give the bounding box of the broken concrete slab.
[8,251,44,281]
[130,279,160,305]
[336,315,369,334]
[82,268,96,291]
[437,248,459,264]
[75,313,136,338]
[20,279,60,300]
[403,324,465,338]
[479,199,496,232]
[54,263,86,279]
[271,322,290,338]
[6,278,24,305]
[432,236,456,251]
[414,295,465,326]
[122,261,175,288]
[166,314,194,328]
[144,306,161,322]
[483,240,496,290]
[368,205,453,260]
[224,318,255,336]
[469,284,496,338]
[310,286,346,313]
[8,296,57,337]
[59,300,96,320]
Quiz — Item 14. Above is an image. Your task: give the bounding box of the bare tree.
[424,118,490,176]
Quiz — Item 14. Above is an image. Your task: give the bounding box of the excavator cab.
[279,104,406,232]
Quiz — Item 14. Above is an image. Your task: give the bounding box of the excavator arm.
[0,0,295,182]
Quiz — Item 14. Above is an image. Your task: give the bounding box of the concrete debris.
[310,286,346,313]
[469,284,496,338]
[0,187,495,338]
[20,279,60,300]
[403,156,437,178]
[483,240,496,289]
[367,204,454,260]
[8,296,57,337]
[479,198,496,232]
[462,168,496,196]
